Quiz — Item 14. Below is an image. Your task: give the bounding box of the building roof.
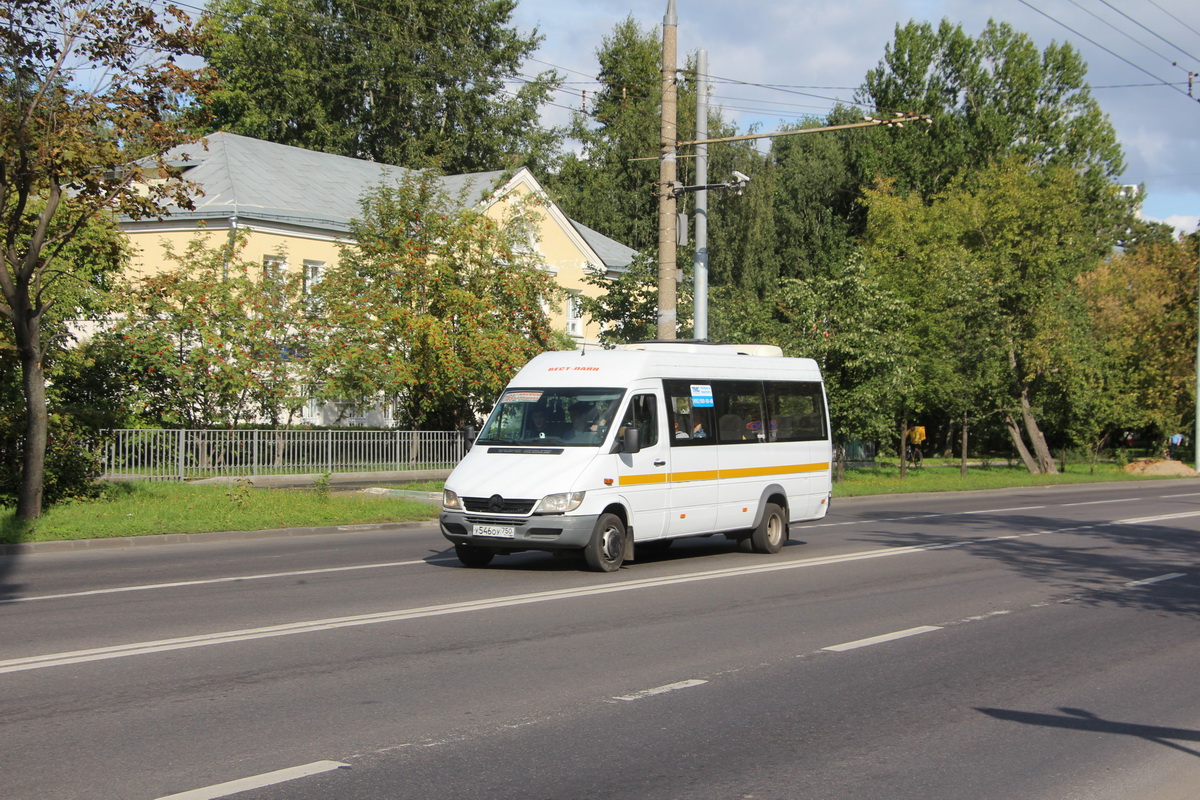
[569,219,637,271]
[150,132,506,234]
[143,132,636,270]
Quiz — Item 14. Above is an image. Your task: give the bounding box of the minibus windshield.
[476,387,625,447]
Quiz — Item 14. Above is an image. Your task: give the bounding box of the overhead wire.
[1062,0,1195,74]
[1015,0,1199,104]
[1092,0,1200,68]
[1144,0,1200,41]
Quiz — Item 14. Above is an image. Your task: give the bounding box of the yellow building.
[120,132,634,343]
[117,132,636,426]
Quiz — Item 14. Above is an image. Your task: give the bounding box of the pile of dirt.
[1123,459,1197,476]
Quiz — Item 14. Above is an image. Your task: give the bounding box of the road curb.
[1,520,435,557]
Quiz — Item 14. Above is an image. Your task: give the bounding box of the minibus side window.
[663,380,715,445]
[618,393,659,447]
[712,380,766,443]
[766,381,827,442]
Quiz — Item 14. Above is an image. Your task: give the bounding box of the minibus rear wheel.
[750,503,787,554]
[455,543,495,567]
[584,513,626,572]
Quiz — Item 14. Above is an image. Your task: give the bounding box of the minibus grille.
[463,496,536,514]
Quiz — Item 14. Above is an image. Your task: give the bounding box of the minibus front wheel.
[455,543,495,568]
[584,513,627,573]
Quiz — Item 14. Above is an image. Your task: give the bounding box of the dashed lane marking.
[823,625,943,652]
[611,679,708,702]
[1125,573,1187,587]
[154,760,349,800]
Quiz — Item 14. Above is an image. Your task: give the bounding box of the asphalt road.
[3,479,1200,799]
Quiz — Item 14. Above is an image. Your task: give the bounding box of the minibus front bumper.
[440,510,600,551]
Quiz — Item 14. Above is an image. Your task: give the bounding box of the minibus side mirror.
[464,425,476,451]
[621,426,641,455]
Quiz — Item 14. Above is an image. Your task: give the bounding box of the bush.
[0,413,106,508]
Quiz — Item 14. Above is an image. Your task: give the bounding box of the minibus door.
[614,391,669,540]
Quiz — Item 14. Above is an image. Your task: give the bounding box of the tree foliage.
[1079,236,1200,440]
[862,158,1127,472]
[104,231,308,429]
[1,0,213,517]
[202,0,561,174]
[856,19,1125,200]
[307,172,565,429]
[549,16,665,254]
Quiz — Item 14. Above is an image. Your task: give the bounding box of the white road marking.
[1118,511,1200,525]
[1160,492,1200,498]
[2,559,455,606]
[612,679,708,702]
[10,495,1195,674]
[823,625,943,652]
[959,610,1012,623]
[1062,498,1138,507]
[1125,573,1187,587]
[0,543,960,675]
[960,505,1045,514]
[154,760,348,800]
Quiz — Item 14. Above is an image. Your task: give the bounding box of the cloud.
[1154,215,1200,236]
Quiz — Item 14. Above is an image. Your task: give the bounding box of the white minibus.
[439,341,832,571]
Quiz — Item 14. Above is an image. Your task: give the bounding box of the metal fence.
[100,428,466,481]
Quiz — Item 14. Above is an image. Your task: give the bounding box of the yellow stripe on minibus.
[619,472,670,486]
[670,469,720,482]
[618,462,830,487]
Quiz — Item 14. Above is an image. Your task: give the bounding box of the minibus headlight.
[442,489,463,510]
[535,491,585,514]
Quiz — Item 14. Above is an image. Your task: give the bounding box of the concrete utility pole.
[657,0,678,340]
[694,49,709,341]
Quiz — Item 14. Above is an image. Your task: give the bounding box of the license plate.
[474,524,515,539]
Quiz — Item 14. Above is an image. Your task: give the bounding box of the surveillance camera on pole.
[727,171,750,195]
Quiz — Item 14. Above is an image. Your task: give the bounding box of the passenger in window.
[527,406,550,439]
[566,402,596,441]
[691,410,708,438]
[674,418,690,439]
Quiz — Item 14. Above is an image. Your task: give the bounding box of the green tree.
[550,18,770,337]
[579,252,694,345]
[104,232,308,429]
[550,16,665,254]
[202,0,561,174]
[1079,236,1200,443]
[1,0,213,518]
[768,108,864,284]
[856,19,1125,202]
[862,158,1121,473]
[307,172,564,429]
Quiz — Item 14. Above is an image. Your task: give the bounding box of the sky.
[510,0,1200,235]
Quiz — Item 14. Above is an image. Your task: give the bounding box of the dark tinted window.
[712,380,766,444]
[766,381,827,442]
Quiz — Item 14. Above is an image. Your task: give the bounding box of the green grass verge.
[0,481,438,546]
[830,461,1173,497]
[1,462,1190,546]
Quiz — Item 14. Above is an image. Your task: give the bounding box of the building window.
[566,292,583,338]
[303,260,324,294]
[263,254,286,282]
